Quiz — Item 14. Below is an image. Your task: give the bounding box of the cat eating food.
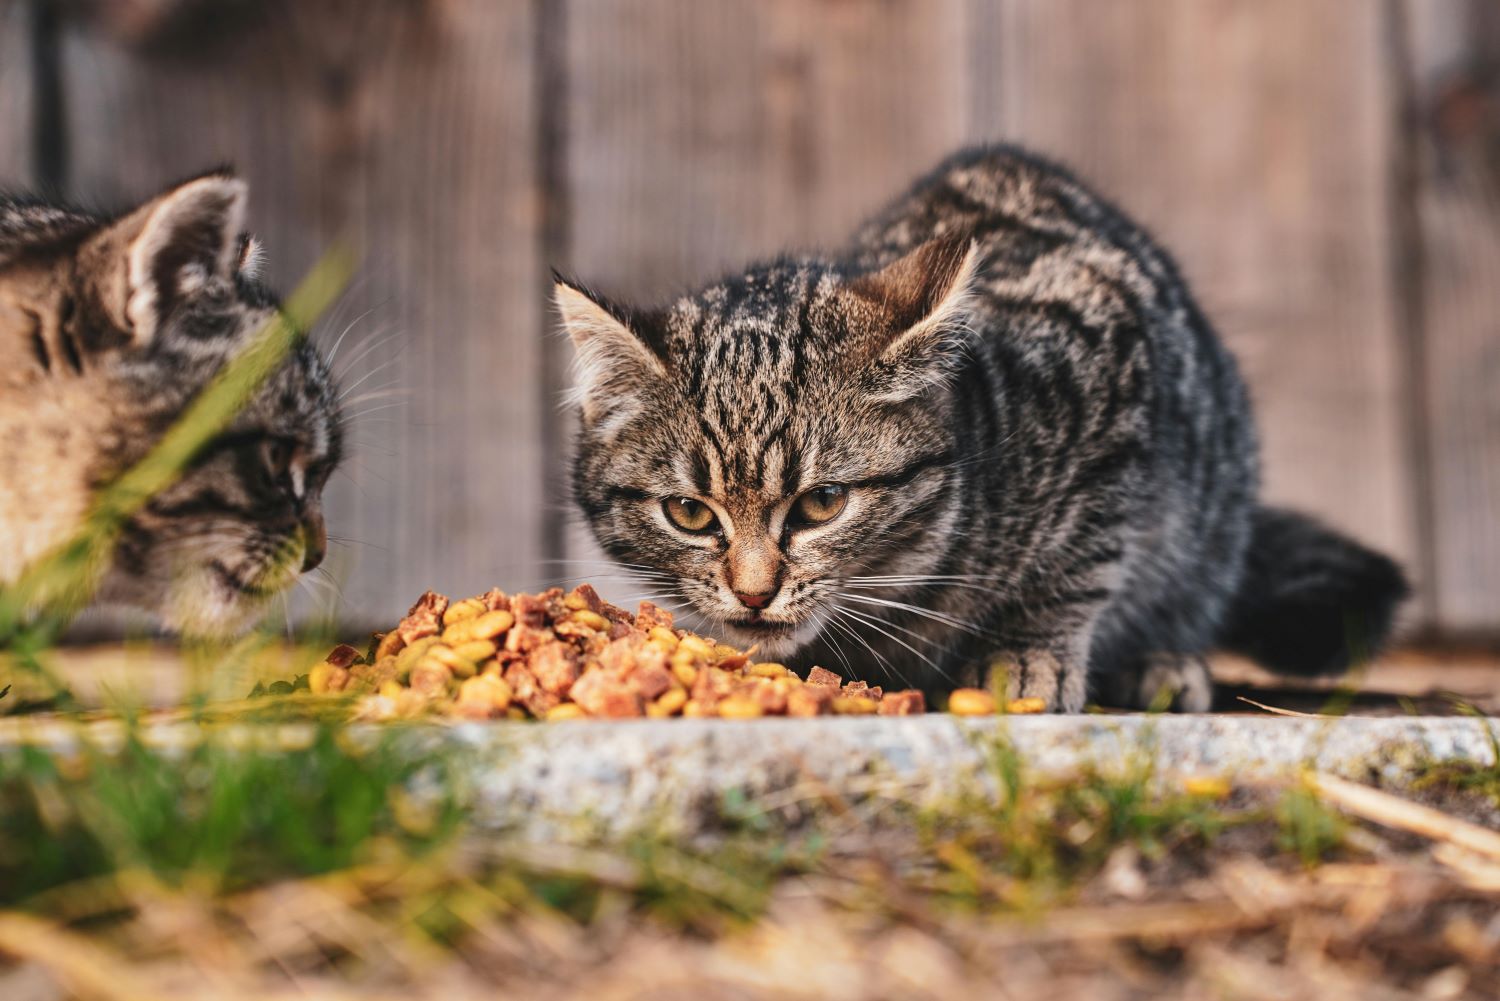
[558,145,1408,712]
[0,173,342,636]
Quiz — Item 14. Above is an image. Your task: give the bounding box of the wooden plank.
[1402,0,1500,634]
[971,1,1417,596]
[559,0,971,584]
[562,0,970,299]
[60,1,543,628]
[0,0,31,187]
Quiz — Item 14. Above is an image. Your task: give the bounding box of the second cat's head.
[559,237,977,656]
[0,173,343,635]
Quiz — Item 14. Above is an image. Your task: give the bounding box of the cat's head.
[1,173,343,635]
[559,236,978,656]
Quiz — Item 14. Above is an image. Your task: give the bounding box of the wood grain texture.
[1403,0,1500,632]
[562,0,970,299]
[558,0,972,587]
[971,0,1417,589]
[60,0,544,628]
[0,0,31,187]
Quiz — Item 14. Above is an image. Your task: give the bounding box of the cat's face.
[99,336,343,637]
[563,238,977,656]
[0,174,342,635]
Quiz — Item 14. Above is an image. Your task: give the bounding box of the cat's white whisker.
[830,603,948,687]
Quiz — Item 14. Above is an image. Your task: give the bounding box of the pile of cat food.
[306,583,1049,721]
[306,584,932,721]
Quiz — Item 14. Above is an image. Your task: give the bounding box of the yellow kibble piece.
[444,597,486,625]
[451,639,498,664]
[1184,776,1232,800]
[457,674,512,712]
[677,635,715,661]
[672,661,699,688]
[506,706,528,721]
[948,688,997,716]
[374,630,404,660]
[444,609,515,644]
[717,696,763,719]
[832,695,879,715]
[682,698,709,718]
[308,661,348,695]
[568,609,609,632]
[651,687,688,717]
[647,626,680,651]
[469,609,515,639]
[379,680,405,700]
[748,662,790,678]
[546,704,587,721]
[394,637,440,677]
[563,591,590,611]
[1005,697,1047,715]
[424,644,478,679]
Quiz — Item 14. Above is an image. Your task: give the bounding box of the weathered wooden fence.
[1,0,1496,637]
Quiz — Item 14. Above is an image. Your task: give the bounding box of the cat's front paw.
[987,648,1088,713]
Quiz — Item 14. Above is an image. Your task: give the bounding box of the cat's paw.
[1132,654,1213,712]
[987,648,1087,713]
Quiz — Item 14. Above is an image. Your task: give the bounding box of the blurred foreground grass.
[3,712,1499,999]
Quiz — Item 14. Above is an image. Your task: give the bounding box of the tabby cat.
[0,173,342,636]
[558,146,1408,712]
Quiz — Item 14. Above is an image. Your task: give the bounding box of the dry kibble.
[647,626,680,651]
[676,635,715,662]
[832,695,879,715]
[948,688,997,716]
[806,666,844,688]
[444,597,487,625]
[456,674,513,715]
[374,630,405,660]
[319,585,931,722]
[1005,697,1047,715]
[394,637,440,678]
[568,609,610,632]
[451,639,498,664]
[425,644,479,679]
[308,661,351,695]
[410,659,454,697]
[717,696,764,719]
[648,687,689,718]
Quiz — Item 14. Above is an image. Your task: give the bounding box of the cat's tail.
[1217,506,1410,676]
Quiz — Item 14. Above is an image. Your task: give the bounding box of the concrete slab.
[7,714,1493,838]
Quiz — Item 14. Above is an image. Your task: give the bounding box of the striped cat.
[558,146,1408,712]
[0,173,342,636]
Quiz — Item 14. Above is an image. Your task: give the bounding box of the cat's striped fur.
[560,146,1407,711]
[0,173,342,635]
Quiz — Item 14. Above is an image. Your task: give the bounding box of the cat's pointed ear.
[554,276,667,423]
[83,172,248,348]
[847,235,981,403]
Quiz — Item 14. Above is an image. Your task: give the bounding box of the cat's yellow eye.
[663,496,718,534]
[790,485,848,527]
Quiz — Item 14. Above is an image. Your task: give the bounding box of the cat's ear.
[847,235,981,403]
[83,172,248,348]
[554,276,667,423]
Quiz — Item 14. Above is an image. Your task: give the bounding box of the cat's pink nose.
[734,590,774,610]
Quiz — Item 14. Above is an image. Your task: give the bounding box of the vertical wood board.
[60,0,544,627]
